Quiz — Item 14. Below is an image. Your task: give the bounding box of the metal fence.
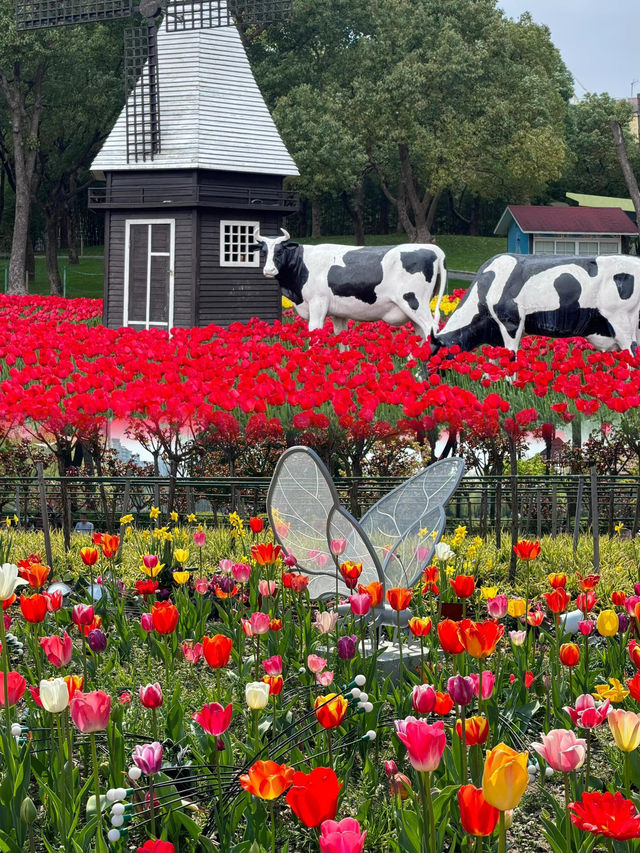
[4,471,640,542]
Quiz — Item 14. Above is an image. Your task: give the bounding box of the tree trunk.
[469,196,480,236]
[25,235,35,284]
[45,213,62,295]
[610,121,640,222]
[67,197,79,265]
[0,167,5,236]
[342,186,366,245]
[378,192,389,234]
[9,181,31,293]
[311,196,322,238]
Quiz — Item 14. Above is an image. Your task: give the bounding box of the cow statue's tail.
[432,256,448,334]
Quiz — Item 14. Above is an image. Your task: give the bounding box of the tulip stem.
[360,615,366,660]
[564,772,571,853]
[460,704,467,784]
[216,669,221,699]
[151,707,158,741]
[255,635,260,682]
[56,714,68,846]
[625,751,631,797]
[586,729,591,785]
[498,810,506,853]
[396,609,403,678]
[81,632,88,688]
[0,610,12,744]
[326,728,333,769]
[89,732,106,853]
[149,776,156,837]
[420,638,425,683]
[269,800,276,853]
[419,772,436,853]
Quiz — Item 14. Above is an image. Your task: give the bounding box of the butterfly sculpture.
[266,446,465,601]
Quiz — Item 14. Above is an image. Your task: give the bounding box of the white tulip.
[245,681,270,710]
[39,678,69,714]
[0,563,27,601]
[434,542,454,562]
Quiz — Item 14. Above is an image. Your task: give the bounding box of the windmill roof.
[494,205,638,236]
[91,22,298,177]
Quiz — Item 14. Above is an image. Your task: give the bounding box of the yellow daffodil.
[4,517,10,528]
[187,513,196,523]
[120,513,134,525]
[446,565,455,577]
[482,586,498,600]
[149,506,160,519]
[454,525,467,540]
[170,511,178,522]
[140,562,164,578]
[174,548,189,564]
[173,570,190,585]
[12,515,18,525]
[592,678,629,704]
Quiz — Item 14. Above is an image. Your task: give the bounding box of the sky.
[497,0,640,100]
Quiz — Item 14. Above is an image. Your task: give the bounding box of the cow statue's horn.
[253,227,266,243]
[280,228,290,241]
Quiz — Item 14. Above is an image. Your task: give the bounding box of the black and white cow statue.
[431,253,640,356]
[253,229,447,340]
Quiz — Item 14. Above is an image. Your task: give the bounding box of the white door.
[123,220,175,329]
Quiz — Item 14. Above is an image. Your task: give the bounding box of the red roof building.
[494,205,638,256]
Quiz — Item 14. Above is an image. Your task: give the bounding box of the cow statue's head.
[253,228,290,278]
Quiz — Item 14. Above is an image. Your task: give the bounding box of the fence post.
[551,482,558,538]
[572,476,584,556]
[508,442,518,583]
[590,467,600,572]
[536,490,542,540]
[37,464,54,570]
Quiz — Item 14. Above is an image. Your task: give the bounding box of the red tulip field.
[1,295,640,853]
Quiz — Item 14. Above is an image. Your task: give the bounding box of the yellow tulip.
[482,743,529,811]
[481,586,498,600]
[597,609,619,638]
[140,563,164,578]
[608,709,640,751]
[507,598,526,618]
[593,678,629,703]
[173,571,190,585]
[174,549,189,564]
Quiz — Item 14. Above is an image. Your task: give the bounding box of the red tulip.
[0,671,26,706]
[151,601,179,634]
[386,587,412,611]
[544,588,571,614]
[203,634,233,668]
[139,683,163,708]
[449,575,475,599]
[570,791,640,841]
[458,785,500,836]
[20,593,47,623]
[513,540,540,561]
[40,632,73,667]
[437,619,464,655]
[249,517,264,533]
[286,766,343,827]
[559,642,580,668]
[192,702,232,736]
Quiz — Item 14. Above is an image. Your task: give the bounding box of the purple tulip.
[218,576,235,594]
[618,613,630,633]
[337,635,358,660]
[87,629,107,654]
[132,741,163,776]
[447,674,474,706]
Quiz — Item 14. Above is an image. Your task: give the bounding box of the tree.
[351,0,571,241]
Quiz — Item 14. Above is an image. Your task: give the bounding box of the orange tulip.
[611,591,627,607]
[547,573,566,589]
[408,616,432,637]
[512,540,540,561]
[433,691,454,715]
[386,587,412,611]
[449,575,475,599]
[576,573,600,592]
[437,619,464,655]
[239,760,294,800]
[422,565,439,595]
[458,619,504,659]
[251,543,282,567]
[559,642,580,668]
[19,562,50,589]
[80,547,99,566]
[456,715,489,745]
[203,634,233,668]
[150,600,179,634]
[100,534,120,558]
[314,693,348,729]
[357,580,383,607]
[543,588,571,614]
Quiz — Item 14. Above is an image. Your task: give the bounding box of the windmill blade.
[16,0,134,29]
[164,0,290,30]
[124,20,161,162]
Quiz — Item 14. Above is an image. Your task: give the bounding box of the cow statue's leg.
[611,315,640,356]
[390,294,433,341]
[307,298,328,332]
[332,317,348,334]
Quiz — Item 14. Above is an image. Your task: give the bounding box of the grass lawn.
[0,234,506,300]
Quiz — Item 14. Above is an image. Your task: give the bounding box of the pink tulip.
[509,630,526,646]
[319,818,366,853]
[262,655,283,676]
[258,580,278,598]
[0,671,26,707]
[181,641,203,664]
[132,741,163,775]
[140,613,154,632]
[315,553,329,567]
[313,610,339,634]
[411,684,436,714]
[316,670,334,686]
[487,595,508,619]
[415,547,430,562]
[349,593,372,616]
[395,717,446,772]
[330,539,347,557]
[40,632,73,667]
[532,728,586,773]
[564,694,610,729]
[231,563,251,583]
[193,531,206,548]
[219,559,234,573]
[447,675,474,706]
[142,555,159,570]
[469,671,495,699]
[283,553,297,568]
[248,612,271,635]
[307,654,327,674]
[72,604,94,627]
[384,760,398,776]
[578,620,595,635]
[139,683,163,709]
[194,577,210,595]
[192,702,233,736]
[625,596,640,617]
[70,690,111,733]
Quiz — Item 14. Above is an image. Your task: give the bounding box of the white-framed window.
[534,237,621,256]
[123,219,175,330]
[220,220,260,267]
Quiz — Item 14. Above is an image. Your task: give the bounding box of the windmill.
[15,0,291,163]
